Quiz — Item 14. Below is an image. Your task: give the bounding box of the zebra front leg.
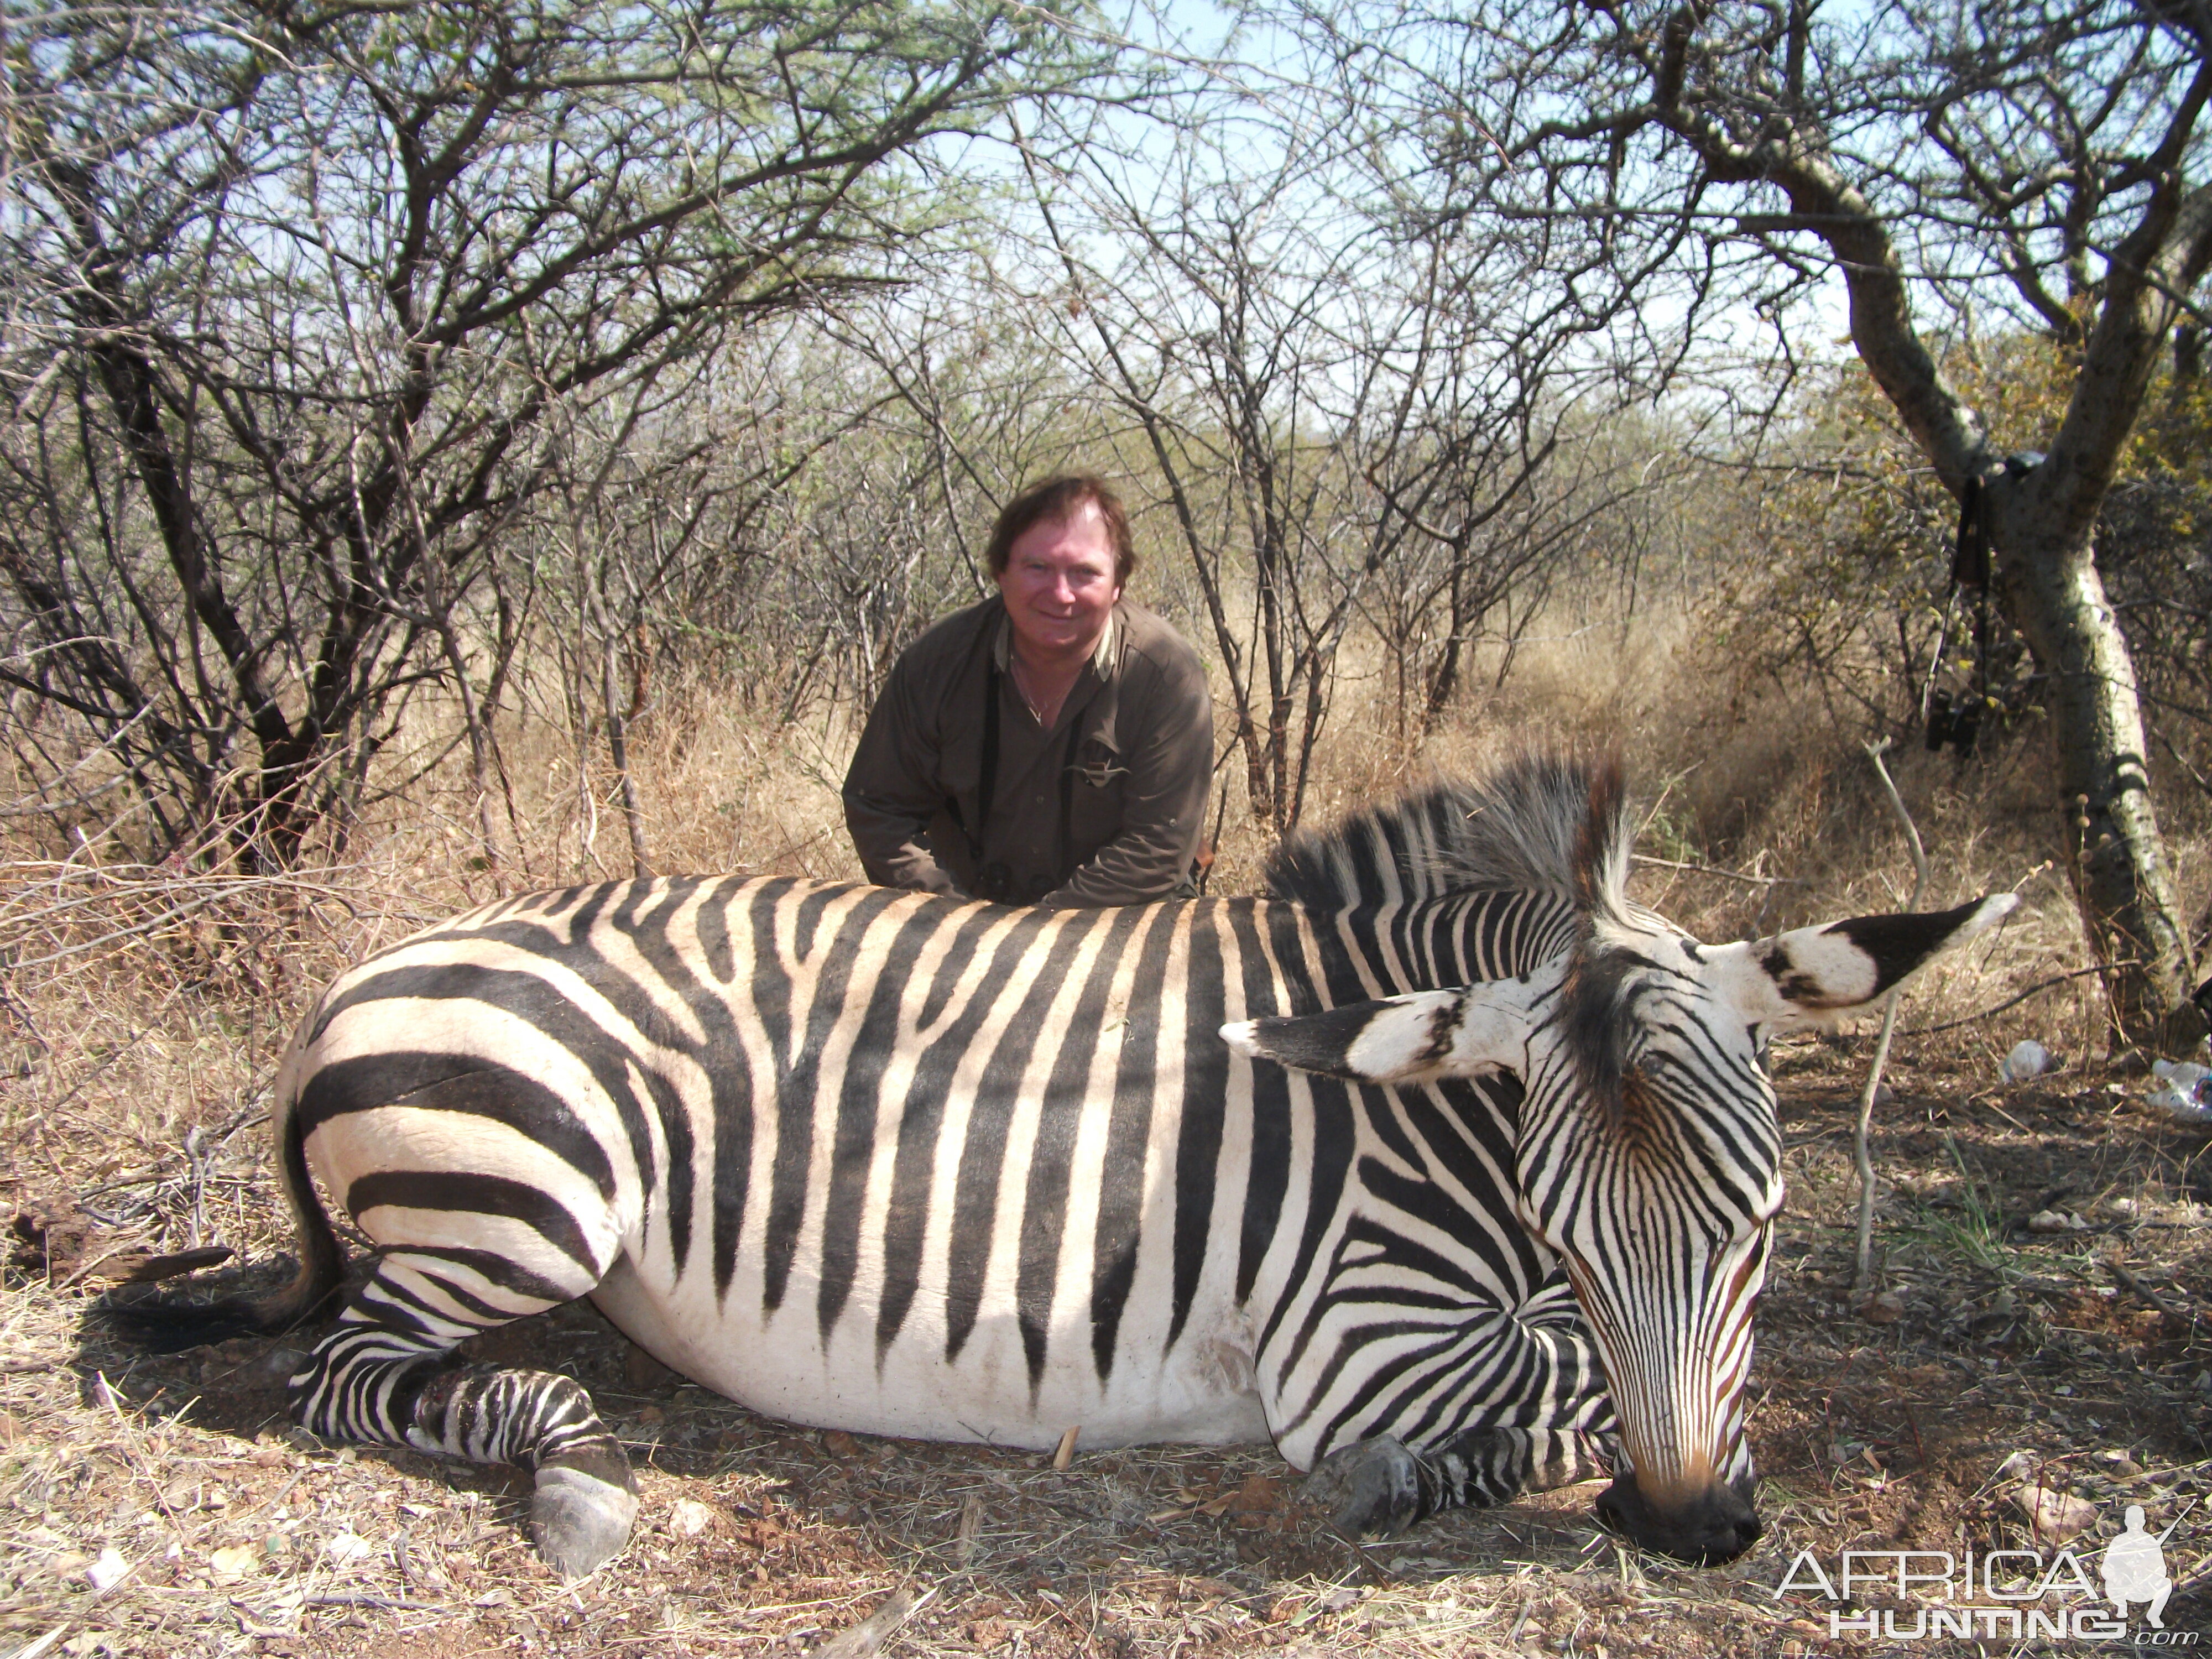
[286,1254,639,1578]
[1302,1427,1618,1537]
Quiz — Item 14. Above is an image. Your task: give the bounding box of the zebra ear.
[1730,893,2017,1027]
[1222,983,1533,1085]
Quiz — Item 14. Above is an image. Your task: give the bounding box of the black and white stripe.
[114,754,2012,1574]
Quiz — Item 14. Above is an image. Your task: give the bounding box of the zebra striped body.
[123,757,2013,1577]
[294,871,1595,1468]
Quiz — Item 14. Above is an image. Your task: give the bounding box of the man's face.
[995,503,1124,665]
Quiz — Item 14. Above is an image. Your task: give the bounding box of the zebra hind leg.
[1302,1427,1618,1538]
[286,1249,639,1578]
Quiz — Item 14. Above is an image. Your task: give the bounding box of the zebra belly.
[588,1258,1272,1450]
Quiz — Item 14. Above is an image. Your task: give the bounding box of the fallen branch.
[1629,854,1806,888]
[1855,739,1926,1296]
[2105,1251,2197,1321]
[1900,964,2121,1036]
[807,1584,933,1659]
[61,1244,233,1290]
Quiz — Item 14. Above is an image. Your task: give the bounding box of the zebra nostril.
[1593,1479,1639,1533]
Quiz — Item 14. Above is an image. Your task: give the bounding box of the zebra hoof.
[1303,1436,1421,1537]
[531,1459,639,1579]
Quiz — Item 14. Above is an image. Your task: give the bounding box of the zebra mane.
[1264,752,1631,916]
[1270,753,1647,1125]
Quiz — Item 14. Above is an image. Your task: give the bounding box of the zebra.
[114,754,2012,1577]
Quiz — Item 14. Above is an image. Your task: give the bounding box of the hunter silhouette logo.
[2103,1505,2177,1628]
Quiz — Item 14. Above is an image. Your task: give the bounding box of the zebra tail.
[103,1041,345,1354]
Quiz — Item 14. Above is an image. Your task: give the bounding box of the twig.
[2106,1251,2196,1321]
[38,982,195,1115]
[1978,1096,2034,1135]
[1900,964,2120,1035]
[1628,854,1807,888]
[1900,1399,1929,1469]
[1855,739,1927,1296]
[806,1584,933,1659]
[2156,731,2212,801]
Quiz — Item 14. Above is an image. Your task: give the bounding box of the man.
[843,474,1214,906]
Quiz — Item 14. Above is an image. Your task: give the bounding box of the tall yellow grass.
[0,591,2174,1273]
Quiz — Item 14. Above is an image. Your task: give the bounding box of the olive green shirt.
[842,597,1214,906]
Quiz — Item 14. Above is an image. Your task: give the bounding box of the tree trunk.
[1686,107,2212,1051]
[1994,482,2199,1047]
[602,628,653,881]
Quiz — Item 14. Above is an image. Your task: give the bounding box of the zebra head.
[1224,757,2016,1565]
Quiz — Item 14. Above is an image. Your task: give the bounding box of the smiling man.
[843,474,1214,907]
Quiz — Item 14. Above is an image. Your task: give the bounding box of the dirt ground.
[3,1039,2209,1659]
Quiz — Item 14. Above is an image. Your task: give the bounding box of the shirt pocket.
[1066,736,1130,860]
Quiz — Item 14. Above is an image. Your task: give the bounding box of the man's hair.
[985,474,1138,584]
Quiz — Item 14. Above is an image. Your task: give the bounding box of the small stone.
[251,1347,309,1386]
[2028,1209,2070,1233]
[208,1545,259,1581]
[668,1499,715,1537]
[85,1547,130,1592]
[2012,1482,2095,1543]
[1992,1450,2037,1483]
[1859,1291,1906,1324]
[325,1532,374,1566]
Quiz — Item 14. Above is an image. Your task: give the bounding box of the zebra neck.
[1317,889,1581,993]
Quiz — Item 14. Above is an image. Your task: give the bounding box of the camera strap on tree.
[1927,472,1992,754]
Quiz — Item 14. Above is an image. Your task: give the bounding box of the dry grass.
[3,603,2210,1657]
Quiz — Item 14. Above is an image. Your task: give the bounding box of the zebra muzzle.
[1594,1470,1762,1566]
